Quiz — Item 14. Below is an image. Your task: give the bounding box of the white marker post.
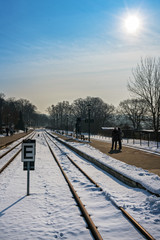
[22,139,36,196]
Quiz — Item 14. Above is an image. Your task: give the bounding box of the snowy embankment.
[54,135,160,196]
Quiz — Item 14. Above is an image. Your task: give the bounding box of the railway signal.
[21,139,36,196]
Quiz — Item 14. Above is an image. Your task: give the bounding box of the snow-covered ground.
[0,132,92,240]
[0,130,160,239]
[61,136,160,196]
[0,130,26,138]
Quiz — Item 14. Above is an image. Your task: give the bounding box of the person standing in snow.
[118,127,123,151]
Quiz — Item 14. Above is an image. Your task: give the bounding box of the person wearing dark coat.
[118,127,122,151]
[6,127,9,136]
[111,127,119,150]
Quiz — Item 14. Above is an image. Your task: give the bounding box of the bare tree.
[118,98,148,130]
[4,98,19,129]
[128,57,160,133]
[47,97,115,134]
[47,101,73,130]
[73,97,115,133]
[16,99,37,127]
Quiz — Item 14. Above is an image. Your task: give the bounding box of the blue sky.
[1,0,160,113]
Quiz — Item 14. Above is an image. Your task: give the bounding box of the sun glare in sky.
[124,14,141,34]
[0,1,158,113]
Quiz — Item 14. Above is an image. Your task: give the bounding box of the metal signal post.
[21,139,36,196]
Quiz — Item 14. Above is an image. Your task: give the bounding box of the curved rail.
[45,131,155,240]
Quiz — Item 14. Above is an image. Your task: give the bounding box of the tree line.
[0,94,49,134]
[47,97,115,134]
[48,57,160,135]
[1,57,160,135]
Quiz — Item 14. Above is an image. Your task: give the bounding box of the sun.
[124,15,141,34]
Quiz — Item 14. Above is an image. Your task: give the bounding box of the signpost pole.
[27,161,30,196]
[22,139,36,196]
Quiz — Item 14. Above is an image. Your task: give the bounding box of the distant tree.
[0,94,51,130]
[47,105,56,129]
[73,96,115,133]
[128,57,160,133]
[38,113,50,127]
[5,98,19,128]
[47,101,73,130]
[72,98,87,118]
[0,93,5,132]
[55,101,72,130]
[72,97,90,133]
[15,99,37,127]
[16,111,25,131]
[47,97,115,134]
[118,98,148,130]
[31,112,50,128]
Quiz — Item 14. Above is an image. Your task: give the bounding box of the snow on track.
[0,130,159,239]
[47,132,160,240]
[0,132,92,240]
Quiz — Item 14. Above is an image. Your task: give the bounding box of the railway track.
[0,131,33,150]
[0,130,158,239]
[48,132,160,197]
[44,131,155,240]
[0,132,35,174]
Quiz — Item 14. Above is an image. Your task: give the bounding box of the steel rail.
[0,132,35,159]
[45,131,156,240]
[45,133,103,190]
[0,148,21,174]
[119,207,155,240]
[43,134,103,240]
[0,132,35,174]
[0,131,34,150]
[0,145,7,150]
[48,132,160,198]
